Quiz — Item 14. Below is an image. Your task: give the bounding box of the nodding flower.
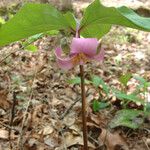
[55,38,104,70]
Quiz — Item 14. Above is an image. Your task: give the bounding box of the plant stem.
[80,65,88,150]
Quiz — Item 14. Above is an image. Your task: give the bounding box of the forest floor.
[0,0,150,150]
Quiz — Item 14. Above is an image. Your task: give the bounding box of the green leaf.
[91,75,109,95]
[119,73,132,87]
[0,3,70,47]
[133,75,147,84]
[67,77,90,85]
[0,17,5,24]
[46,30,59,36]
[145,102,150,114]
[25,44,38,52]
[22,30,59,48]
[80,0,150,38]
[68,77,81,85]
[81,23,111,39]
[93,100,109,112]
[109,109,144,129]
[114,90,144,104]
[64,12,76,30]
[133,76,150,93]
[22,33,44,47]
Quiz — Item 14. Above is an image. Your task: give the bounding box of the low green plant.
[90,74,150,129]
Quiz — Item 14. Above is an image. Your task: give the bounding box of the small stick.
[9,92,17,150]
[18,71,37,150]
[0,49,18,65]
[60,92,90,120]
[80,65,88,150]
[142,138,150,150]
[60,97,80,120]
[0,122,18,132]
[46,99,68,150]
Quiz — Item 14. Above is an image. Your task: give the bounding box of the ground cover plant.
[0,0,150,149]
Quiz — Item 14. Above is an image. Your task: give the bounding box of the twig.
[60,91,90,120]
[59,130,67,150]
[0,49,18,65]
[0,122,19,132]
[80,65,88,150]
[88,135,100,147]
[46,99,67,150]
[9,92,17,150]
[60,97,81,120]
[18,71,37,150]
[102,127,108,146]
[142,138,150,150]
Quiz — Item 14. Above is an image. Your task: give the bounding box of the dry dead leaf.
[0,90,11,110]
[63,114,76,126]
[31,104,48,124]
[44,137,58,147]
[99,128,129,150]
[64,132,95,149]
[0,129,8,139]
[146,138,150,146]
[41,125,54,135]
[69,124,81,135]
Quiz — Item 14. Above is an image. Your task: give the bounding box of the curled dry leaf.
[69,124,81,135]
[99,128,129,150]
[0,90,11,110]
[63,132,95,149]
[42,125,54,135]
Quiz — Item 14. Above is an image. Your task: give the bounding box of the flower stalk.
[55,25,104,150]
[80,65,88,150]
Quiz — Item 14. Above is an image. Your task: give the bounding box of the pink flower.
[55,38,104,70]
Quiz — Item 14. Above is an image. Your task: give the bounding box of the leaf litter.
[0,0,150,150]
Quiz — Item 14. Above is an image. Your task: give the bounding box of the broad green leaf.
[0,3,70,47]
[109,109,144,129]
[81,23,111,39]
[119,73,132,87]
[91,75,109,95]
[93,100,109,112]
[114,90,144,104]
[64,12,76,30]
[25,44,38,52]
[80,0,150,38]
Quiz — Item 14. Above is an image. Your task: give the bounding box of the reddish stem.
[80,65,88,150]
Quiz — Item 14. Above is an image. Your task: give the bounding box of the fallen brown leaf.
[99,128,129,150]
[0,90,11,110]
[63,132,95,149]
[0,129,8,140]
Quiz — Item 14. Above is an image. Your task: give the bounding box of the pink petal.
[93,48,105,62]
[55,47,74,70]
[70,38,98,56]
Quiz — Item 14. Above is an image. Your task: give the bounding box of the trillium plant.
[55,35,104,149]
[0,0,150,149]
